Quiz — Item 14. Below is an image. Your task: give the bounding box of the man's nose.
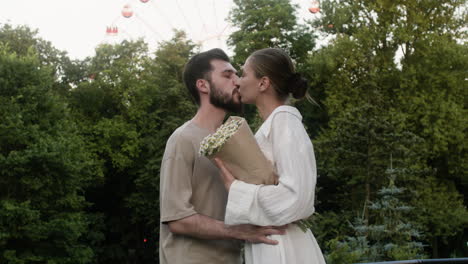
[233,75,240,85]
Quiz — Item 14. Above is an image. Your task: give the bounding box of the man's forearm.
[168,213,234,240]
[167,213,286,244]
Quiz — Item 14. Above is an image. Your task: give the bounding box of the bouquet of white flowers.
[199,118,243,157]
[199,116,277,185]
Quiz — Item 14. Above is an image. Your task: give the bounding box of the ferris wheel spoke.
[134,14,164,41]
[147,0,175,31]
[100,0,235,51]
[175,0,193,33]
[212,0,218,31]
[194,0,209,36]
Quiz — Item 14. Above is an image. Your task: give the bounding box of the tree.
[228,0,315,68]
[0,42,98,263]
[0,24,65,68]
[125,31,196,261]
[68,31,196,263]
[327,167,426,263]
[228,0,317,130]
[69,39,150,263]
[308,0,467,257]
[0,23,82,96]
[411,176,468,257]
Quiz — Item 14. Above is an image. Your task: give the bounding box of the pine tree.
[327,167,426,262]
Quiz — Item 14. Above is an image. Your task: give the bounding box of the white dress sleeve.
[224,111,317,226]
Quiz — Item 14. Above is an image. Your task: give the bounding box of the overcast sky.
[0,0,318,59]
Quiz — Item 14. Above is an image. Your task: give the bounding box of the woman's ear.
[196,79,209,94]
[259,77,270,92]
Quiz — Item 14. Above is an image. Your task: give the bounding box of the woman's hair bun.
[287,73,309,99]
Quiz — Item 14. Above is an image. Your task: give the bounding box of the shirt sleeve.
[160,134,197,223]
[225,111,317,226]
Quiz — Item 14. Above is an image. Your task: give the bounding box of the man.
[159,49,285,264]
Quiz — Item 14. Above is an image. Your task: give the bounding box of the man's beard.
[209,81,243,114]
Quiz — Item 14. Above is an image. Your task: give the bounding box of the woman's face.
[237,58,262,104]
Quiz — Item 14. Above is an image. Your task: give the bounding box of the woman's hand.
[213,158,236,191]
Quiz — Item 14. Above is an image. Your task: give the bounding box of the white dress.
[225,105,326,264]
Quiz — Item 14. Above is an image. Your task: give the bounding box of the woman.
[214,48,326,264]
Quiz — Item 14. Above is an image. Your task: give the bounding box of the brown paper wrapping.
[208,116,277,185]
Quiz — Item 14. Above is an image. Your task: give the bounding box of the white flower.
[199,118,243,156]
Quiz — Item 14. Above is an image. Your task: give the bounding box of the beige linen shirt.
[159,121,242,264]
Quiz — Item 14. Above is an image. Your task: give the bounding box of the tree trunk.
[432,236,438,258]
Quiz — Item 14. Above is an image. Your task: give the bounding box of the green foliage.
[326,238,362,264]
[309,0,467,258]
[411,176,468,255]
[0,24,64,68]
[125,31,197,260]
[327,172,426,263]
[0,42,98,264]
[398,37,467,183]
[0,23,83,96]
[1,0,467,260]
[68,31,196,263]
[228,0,317,127]
[228,0,315,68]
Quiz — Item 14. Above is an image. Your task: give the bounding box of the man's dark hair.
[183,48,230,105]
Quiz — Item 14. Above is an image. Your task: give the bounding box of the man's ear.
[259,77,270,92]
[196,79,209,94]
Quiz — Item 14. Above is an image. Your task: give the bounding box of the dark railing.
[356,258,468,264]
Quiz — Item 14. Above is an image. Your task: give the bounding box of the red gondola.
[122,4,133,18]
[309,1,320,13]
[106,26,119,36]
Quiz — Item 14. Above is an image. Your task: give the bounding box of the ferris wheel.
[102,0,236,52]
[101,0,323,52]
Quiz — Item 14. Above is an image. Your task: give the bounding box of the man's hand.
[227,224,288,245]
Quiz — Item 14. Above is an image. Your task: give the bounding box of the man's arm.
[168,213,286,245]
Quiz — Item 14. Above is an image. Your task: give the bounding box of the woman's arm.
[217,112,318,226]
